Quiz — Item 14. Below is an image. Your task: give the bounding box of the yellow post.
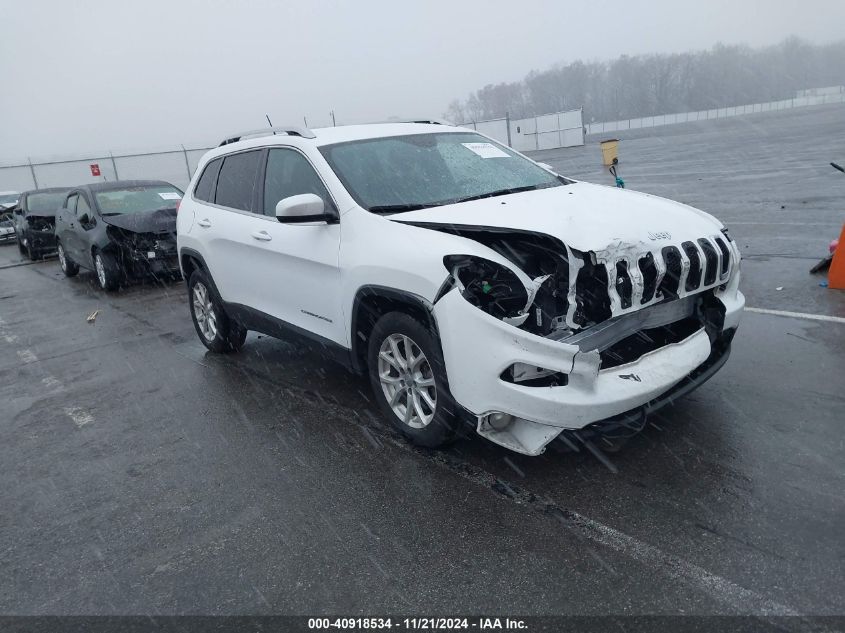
[600,139,619,166]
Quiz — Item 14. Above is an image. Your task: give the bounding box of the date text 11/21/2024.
[307,617,528,630]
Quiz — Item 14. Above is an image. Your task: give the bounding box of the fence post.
[110,152,119,180]
[181,144,192,181]
[27,157,39,189]
[505,111,512,147]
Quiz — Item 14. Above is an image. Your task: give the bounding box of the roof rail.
[218,126,316,147]
[397,118,451,126]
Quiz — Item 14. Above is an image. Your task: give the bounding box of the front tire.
[26,241,41,261]
[367,312,462,448]
[188,269,246,353]
[94,250,121,291]
[57,242,79,277]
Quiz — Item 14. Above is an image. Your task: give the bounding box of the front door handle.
[251,230,272,242]
[197,219,211,228]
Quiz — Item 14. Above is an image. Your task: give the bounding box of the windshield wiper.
[369,203,439,214]
[449,184,547,204]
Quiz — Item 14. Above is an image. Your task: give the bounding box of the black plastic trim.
[223,302,354,370]
[350,285,438,373]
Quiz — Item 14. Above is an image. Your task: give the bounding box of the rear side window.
[194,157,222,203]
[215,151,261,211]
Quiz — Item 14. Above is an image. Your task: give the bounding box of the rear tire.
[188,269,246,353]
[57,241,79,277]
[367,312,461,448]
[94,250,121,291]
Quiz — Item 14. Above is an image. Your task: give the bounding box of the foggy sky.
[1,0,843,163]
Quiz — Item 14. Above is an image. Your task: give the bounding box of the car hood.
[391,181,723,252]
[101,208,177,233]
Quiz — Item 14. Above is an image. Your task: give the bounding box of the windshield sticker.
[158,192,182,200]
[461,142,510,159]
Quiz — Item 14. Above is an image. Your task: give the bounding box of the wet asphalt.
[1,104,843,617]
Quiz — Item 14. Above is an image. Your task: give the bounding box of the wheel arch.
[350,285,439,373]
[179,247,208,287]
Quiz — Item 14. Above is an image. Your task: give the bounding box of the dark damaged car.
[55,180,183,290]
[12,187,70,259]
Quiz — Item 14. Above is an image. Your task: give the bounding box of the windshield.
[26,191,67,213]
[94,185,183,215]
[0,194,19,205]
[319,132,564,212]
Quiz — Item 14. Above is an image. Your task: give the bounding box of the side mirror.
[78,213,95,228]
[275,193,334,223]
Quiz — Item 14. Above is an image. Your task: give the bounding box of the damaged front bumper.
[113,240,180,279]
[434,279,744,456]
[20,227,57,253]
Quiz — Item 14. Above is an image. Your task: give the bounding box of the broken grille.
[567,235,733,329]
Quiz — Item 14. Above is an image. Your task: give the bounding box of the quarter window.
[263,149,332,216]
[194,157,222,203]
[215,151,261,212]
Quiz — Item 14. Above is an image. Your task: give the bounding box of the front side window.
[65,194,78,212]
[215,151,261,211]
[262,148,332,216]
[319,132,564,213]
[94,185,183,215]
[76,195,91,217]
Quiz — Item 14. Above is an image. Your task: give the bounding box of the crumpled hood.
[101,208,177,234]
[392,181,723,251]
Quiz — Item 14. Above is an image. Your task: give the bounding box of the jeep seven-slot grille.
[569,235,732,328]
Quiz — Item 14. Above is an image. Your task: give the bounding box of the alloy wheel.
[377,333,437,429]
[192,282,217,341]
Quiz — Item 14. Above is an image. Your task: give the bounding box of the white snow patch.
[64,407,94,428]
[17,349,38,364]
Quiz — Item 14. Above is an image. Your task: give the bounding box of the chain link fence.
[0,146,214,193]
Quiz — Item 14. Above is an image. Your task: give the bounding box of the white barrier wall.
[461,108,585,152]
[585,92,845,136]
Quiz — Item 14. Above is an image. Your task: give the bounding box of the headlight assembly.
[443,254,534,324]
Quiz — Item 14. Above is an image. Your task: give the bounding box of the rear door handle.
[251,230,272,242]
[197,218,211,228]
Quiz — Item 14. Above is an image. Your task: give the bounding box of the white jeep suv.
[177,122,743,456]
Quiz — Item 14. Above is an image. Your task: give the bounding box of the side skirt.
[223,302,356,372]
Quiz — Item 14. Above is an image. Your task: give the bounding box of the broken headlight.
[443,255,528,321]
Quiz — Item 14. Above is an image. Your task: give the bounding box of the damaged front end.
[21,215,57,252]
[422,223,743,455]
[106,225,180,279]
